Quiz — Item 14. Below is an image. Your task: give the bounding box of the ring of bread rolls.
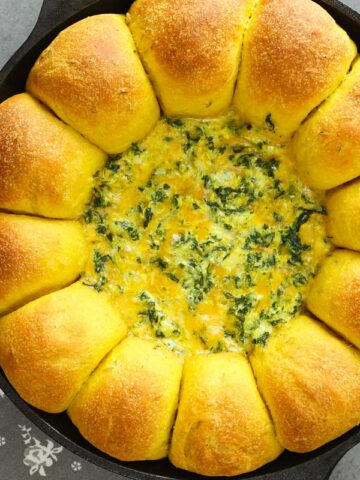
[0,0,360,477]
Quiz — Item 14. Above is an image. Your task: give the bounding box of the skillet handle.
[272,430,360,480]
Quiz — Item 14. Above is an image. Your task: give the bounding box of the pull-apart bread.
[307,250,360,350]
[0,93,106,218]
[27,14,160,153]
[233,0,356,138]
[250,315,360,452]
[326,178,360,251]
[127,0,256,117]
[169,353,282,476]
[0,213,87,315]
[0,282,127,413]
[1,0,360,477]
[68,337,182,461]
[292,58,360,189]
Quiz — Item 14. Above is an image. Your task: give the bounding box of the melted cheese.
[81,113,330,354]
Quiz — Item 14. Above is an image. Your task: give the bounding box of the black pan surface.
[0,1,360,479]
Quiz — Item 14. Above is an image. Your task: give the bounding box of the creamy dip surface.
[81,113,330,354]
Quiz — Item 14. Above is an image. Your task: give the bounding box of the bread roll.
[234,0,356,139]
[292,58,360,190]
[0,93,106,218]
[326,179,360,251]
[27,14,159,154]
[68,337,182,461]
[128,0,256,117]
[0,282,127,413]
[250,315,360,452]
[169,353,282,476]
[307,250,360,349]
[0,213,87,315]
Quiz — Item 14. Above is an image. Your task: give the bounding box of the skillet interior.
[0,1,360,479]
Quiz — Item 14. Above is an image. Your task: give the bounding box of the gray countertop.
[0,0,359,479]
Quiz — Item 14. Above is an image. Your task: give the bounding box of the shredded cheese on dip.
[82,113,330,354]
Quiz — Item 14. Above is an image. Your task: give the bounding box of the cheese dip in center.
[82,113,330,354]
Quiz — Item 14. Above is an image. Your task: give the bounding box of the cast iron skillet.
[0,1,360,479]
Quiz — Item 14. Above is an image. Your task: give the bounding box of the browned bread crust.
[250,315,360,452]
[0,213,87,315]
[68,337,183,461]
[0,93,106,218]
[128,0,256,117]
[234,0,356,138]
[292,57,360,189]
[307,250,360,349]
[27,14,159,154]
[0,282,127,413]
[170,353,282,476]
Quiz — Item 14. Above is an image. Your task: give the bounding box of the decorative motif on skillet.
[0,0,360,477]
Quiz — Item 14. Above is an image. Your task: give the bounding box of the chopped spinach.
[93,250,111,273]
[143,207,153,228]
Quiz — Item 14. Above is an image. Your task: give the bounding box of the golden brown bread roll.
[326,179,360,251]
[292,58,360,190]
[0,282,127,413]
[27,14,159,154]
[0,213,87,315]
[128,0,256,117]
[233,0,356,139]
[68,337,182,461]
[0,93,106,218]
[250,315,360,453]
[307,250,360,349]
[169,353,282,476]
